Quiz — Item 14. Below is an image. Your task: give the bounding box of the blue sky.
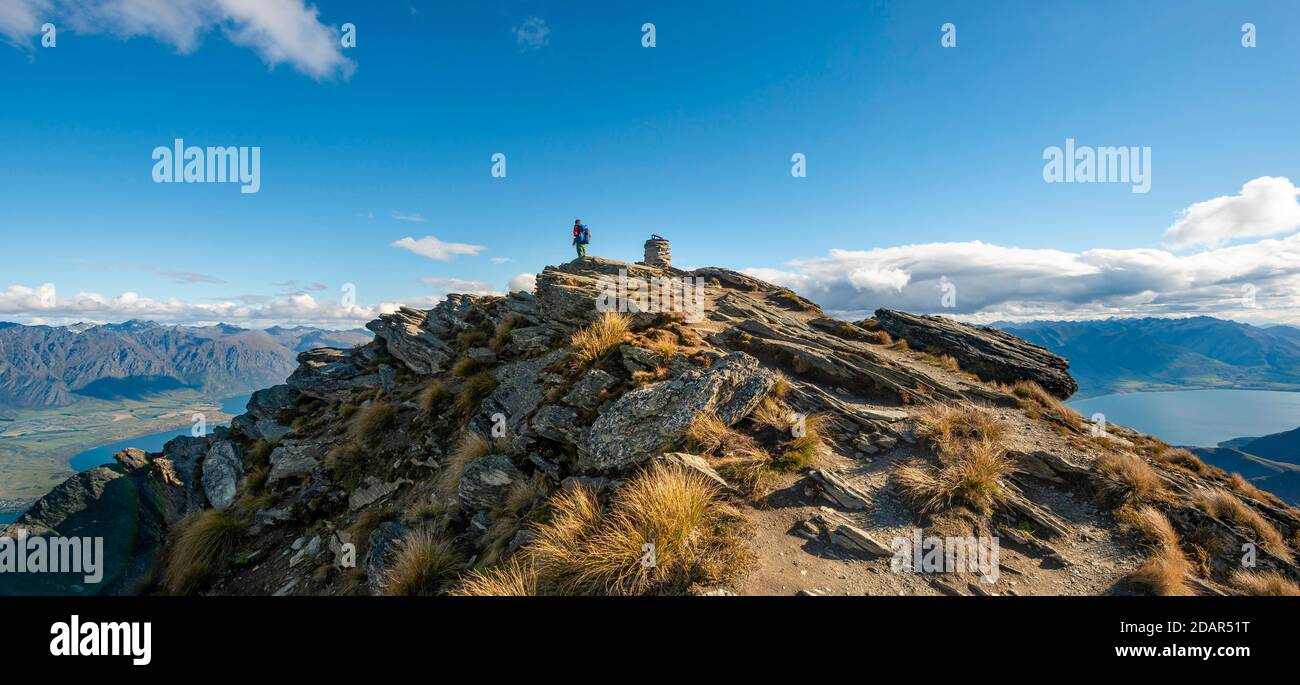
[3,0,1300,327]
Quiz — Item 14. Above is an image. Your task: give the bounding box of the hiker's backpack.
[579,226,591,244]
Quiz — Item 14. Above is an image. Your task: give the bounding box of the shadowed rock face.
[873,308,1079,399]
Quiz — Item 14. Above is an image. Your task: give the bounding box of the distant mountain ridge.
[1189,425,1300,505]
[1000,316,1300,397]
[0,320,370,409]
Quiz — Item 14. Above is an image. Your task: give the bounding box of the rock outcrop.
[11,253,1299,599]
[874,308,1078,399]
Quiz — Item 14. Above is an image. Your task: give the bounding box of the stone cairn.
[642,234,671,268]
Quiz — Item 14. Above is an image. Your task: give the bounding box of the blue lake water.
[0,395,250,524]
[1067,389,1300,448]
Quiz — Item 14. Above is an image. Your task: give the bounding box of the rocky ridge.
[5,256,1299,597]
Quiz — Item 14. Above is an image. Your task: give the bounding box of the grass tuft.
[437,432,492,503]
[525,464,751,595]
[161,510,245,595]
[914,402,1006,455]
[1191,488,1292,562]
[452,557,538,596]
[349,400,396,443]
[1095,451,1167,503]
[453,371,498,417]
[894,440,1015,516]
[382,528,465,596]
[1230,569,1300,596]
[570,312,630,367]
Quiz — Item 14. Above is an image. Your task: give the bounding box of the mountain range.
[1190,426,1300,505]
[1001,317,1300,397]
[0,320,371,409]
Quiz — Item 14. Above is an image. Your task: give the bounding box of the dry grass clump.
[453,371,498,416]
[865,330,892,345]
[631,366,669,385]
[1095,451,1167,503]
[570,312,630,367]
[1007,380,1083,425]
[642,330,680,361]
[1120,505,1196,596]
[1226,473,1285,506]
[894,440,1015,516]
[771,372,792,398]
[686,411,731,454]
[450,356,481,378]
[417,380,447,415]
[525,464,751,595]
[914,402,1006,454]
[1230,569,1300,596]
[749,396,792,432]
[1148,446,1211,476]
[452,557,538,596]
[161,509,245,595]
[716,449,782,503]
[324,441,367,491]
[437,432,492,502]
[490,314,525,352]
[382,528,465,596]
[349,400,396,443]
[1192,488,1292,562]
[777,413,828,471]
[888,338,910,351]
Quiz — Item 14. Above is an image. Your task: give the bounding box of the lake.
[1067,389,1300,447]
[0,395,250,524]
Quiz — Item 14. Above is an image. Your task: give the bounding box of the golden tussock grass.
[453,371,498,416]
[490,314,524,351]
[865,330,892,345]
[161,509,245,595]
[349,400,396,443]
[1007,380,1083,425]
[913,402,1006,455]
[778,413,828,471]
[888,338,910,351]
[382,528,465,596]
[642,330,680,361]
[771,372,792,398]
[452,557,538,596]
[1191,488,1292,562]
[437,432,492,502]
[716,449,782,503]
[1230,569,1300,596]
[1118,505,1196,596]
[631,366,669,385]
[525,464,751,595]
[749,396,792,432]
[1226,472,1285,506]
[450,356,481,378]
[1149,447,1212,476]
[570,312,630,367]
[417,380,447,415]
[1095,451,1167,503]
[894,440,1015,516]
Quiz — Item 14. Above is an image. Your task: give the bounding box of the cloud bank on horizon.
[745,176,1300,325]
[7,177,1300,328]
[0,0,352,79]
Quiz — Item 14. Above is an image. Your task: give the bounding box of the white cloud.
[392,212,425,223]
[0,285,380,328]
[419,277,500,297]
[391,235,486,261]
[1163,176,1300,248]
[745,234,1300,325]
[6,0,353,80]
[0,0,48,46]
[490,257,514,264]
[508,272,536,293]
[512,16,549,51]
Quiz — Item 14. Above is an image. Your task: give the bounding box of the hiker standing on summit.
[572,219,590,258]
